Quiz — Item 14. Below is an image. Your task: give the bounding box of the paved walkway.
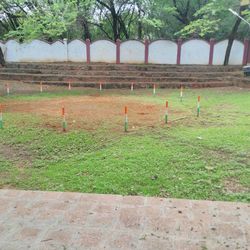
[0,189,249,250]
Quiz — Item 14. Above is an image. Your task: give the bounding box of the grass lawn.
[0,86,249,202]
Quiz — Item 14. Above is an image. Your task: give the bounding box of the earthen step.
[5,63,242,72]
[230,77,250,84]
[0,72,228,83]
[0,68,244,77]
[5,80,234,89]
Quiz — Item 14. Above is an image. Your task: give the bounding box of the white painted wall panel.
[120,41,144,64]
[181,40,210,65]
[149,40,177,64]
[5,40,67,62]
[68,40,86,62]
[90,40,116,63]
[213,40,244,65]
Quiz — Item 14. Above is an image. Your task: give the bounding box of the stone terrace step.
[16,80,234,89]
[0,63,247,88]
[5,63,242,72]
[0,68,244,77]
[0,72,229,83]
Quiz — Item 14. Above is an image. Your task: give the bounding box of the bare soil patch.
[224,178,249,194]
[0,143,33,168]
[3,95,177,131]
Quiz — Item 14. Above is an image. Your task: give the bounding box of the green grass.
[0,87,249,202]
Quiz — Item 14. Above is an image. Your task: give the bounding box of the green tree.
[5,1,77,41]
[177,0,250,65]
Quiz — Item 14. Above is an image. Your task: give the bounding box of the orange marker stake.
[62,106,67,132]
[124,106,128,132]
[165,101,169,124]
[197,96,201,117]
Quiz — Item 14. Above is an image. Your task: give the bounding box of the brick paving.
[0,189,249,250]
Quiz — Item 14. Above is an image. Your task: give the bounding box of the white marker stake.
[40,82,43,93]
[100,82,102,91]
[180,86,183,102]
[6,84,10,95]
[131,83,134,92]
[68,82,72,90]
[153,84,156,95]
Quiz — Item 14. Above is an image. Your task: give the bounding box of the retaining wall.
[0,38,249,65]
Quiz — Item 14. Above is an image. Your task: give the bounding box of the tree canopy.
[0,0,249,42]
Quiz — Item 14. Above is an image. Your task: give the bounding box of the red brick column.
[177,39,182,65]
[209,38,215,65]
[116,39,121,64]
[86,39,91,64]
[144,39,149,64]
[243,38,250,65]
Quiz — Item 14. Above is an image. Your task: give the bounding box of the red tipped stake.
[124,106,128,132]
[62,106,67,132]
[62,106,65,116]
[197,96,201,117]
[99,82,103,91]
[125,106,128,114]
[165,101,169,124]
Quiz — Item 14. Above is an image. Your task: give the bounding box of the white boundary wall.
[0,39,245,65]
[90,40,116,63]
[213,40,244,65]
[68,40,86,62]
[181,40,210,65]
[5,40,67,62]
[120,40,145,64]
[148,40,177,64]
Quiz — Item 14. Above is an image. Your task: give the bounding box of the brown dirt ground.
[3,95,175,132]
[224,178,250,194]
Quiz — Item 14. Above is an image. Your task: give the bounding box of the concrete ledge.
[0,189,249,249]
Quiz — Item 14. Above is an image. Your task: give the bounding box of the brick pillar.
[86,39,91,64]
[144,39,149,64]
[177,39,182,65]
[116,39,121,64]
[243,38,250,65]
[209,38,215,65]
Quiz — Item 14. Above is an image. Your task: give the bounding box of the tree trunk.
[83,21,91,40]
[138,21,142,40]
[224,18,242,65]
[0,47,6,67]
[78,16,91,40]
[224,5,246,65]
